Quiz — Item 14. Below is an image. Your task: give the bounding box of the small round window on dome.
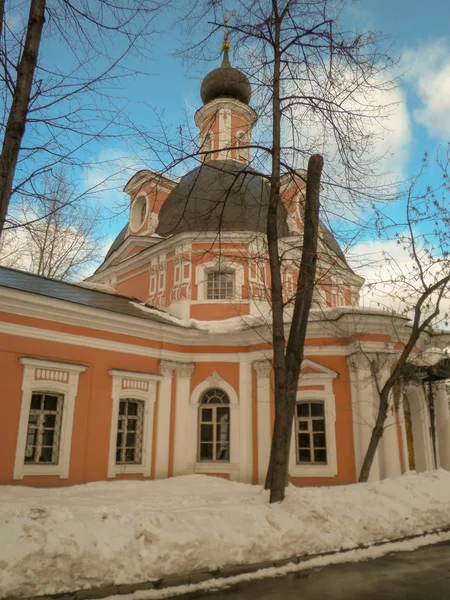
[130,195,147,232]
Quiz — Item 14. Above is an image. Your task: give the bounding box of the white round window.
[130,195,147,232]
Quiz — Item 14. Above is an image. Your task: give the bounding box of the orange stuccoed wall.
[1,330,158,487]
[291,355,356,487]
[1,307,359,488]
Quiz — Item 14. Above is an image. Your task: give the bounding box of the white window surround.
[289,362,338,478]
[108,369,162,478]
[14,357,87,480]
[195,259,245,303]
[130,194,148,233]
[187,373,240,476]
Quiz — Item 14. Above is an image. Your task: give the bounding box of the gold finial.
[222,13,231,52]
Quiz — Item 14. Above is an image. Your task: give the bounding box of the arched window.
[198,388,230,461]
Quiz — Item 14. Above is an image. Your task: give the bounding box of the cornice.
[123,170,177,195]
[91,229,363,287]
[108,368,162,381]
[195,97,257,128]
[0,285,424,356]
[19,357,88,373]
[88,230,260,281]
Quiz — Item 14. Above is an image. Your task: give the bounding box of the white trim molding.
[253,360,272,484]
[289,360,338,478]
[195,257,245,303]
[107,369,161,478]
[14,358,88,480]
[187,371,241,479]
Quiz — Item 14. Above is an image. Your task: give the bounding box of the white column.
[347,353,381,482]
[380,398,402,478]
[434,382,450,470]
[239,356,253,483]
[155,360,174,479]
[253,360,272,485]
[173,362,195,476]
[396,399,410,473]
[378,360,402,479]
[404,383,435,472]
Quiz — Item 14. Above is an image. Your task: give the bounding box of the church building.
[1,47,449,488]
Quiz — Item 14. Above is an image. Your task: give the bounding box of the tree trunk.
[358,386,390,482]
[0,0,46,236]
[426,381,438,469]
[265,7,288,501]
[267,154,323,503]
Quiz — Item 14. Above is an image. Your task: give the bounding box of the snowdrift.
[1,471,450,598]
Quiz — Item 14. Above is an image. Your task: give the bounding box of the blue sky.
[86,0,450,247]
[6,1,450,267]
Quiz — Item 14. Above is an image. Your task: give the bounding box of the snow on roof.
[131,301,265,332]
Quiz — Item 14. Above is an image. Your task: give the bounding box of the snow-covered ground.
[1,471,450,599]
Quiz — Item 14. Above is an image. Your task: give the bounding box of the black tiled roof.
[156,160,290,238]
[104,224,127,261]
[103,161,350,270]
[0,266,182,327]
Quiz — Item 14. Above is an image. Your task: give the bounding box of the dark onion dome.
[156,160,289,238]
[200,48,251,106]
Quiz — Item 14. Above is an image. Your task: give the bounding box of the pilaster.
[378,358,402,479]
[347,352,381,481]
[434,381,450,470]
[172,361,195,476]
[155,360,175,479]
[253,360,272,484]
[239,356,253,483]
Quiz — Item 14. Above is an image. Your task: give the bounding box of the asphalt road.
[189,540,450,600]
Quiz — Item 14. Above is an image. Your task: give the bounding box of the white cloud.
[365,84,412,183]
[403,40,450,139]
[278,70,412,194]
[84,148,149,209]
[348,236,450,329]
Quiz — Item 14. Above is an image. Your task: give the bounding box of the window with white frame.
[198,388,230,461]
[108,369,160,478]
[116,399,144,464]
[24,392,64,464]
[295,401,327,464]
[14,358,87,480]
[206,271,234,300]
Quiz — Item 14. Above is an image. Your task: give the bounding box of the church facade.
[1,51,449,488]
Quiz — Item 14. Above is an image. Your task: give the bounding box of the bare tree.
[354,152,450,481]
[172,0,397,502]
[0,0,163,236]
[0,168,103,280]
